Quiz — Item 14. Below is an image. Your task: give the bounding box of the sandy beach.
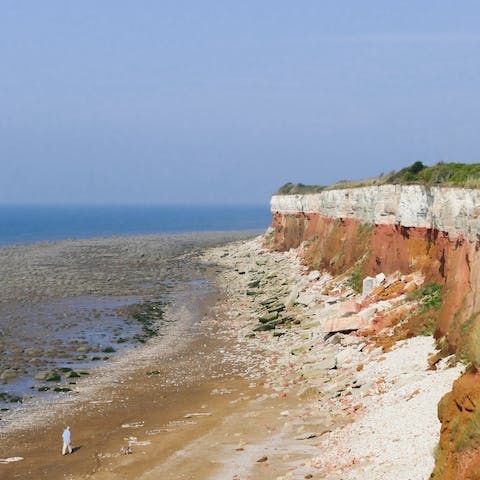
[0,233,464,479]
[0,232,257,478]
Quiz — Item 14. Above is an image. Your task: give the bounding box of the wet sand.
[0,285,297,480]
[0,232,256,409]
[0,232,262,479]
[1,232,461,480]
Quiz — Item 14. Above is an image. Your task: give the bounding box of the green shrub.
[455,313,479,365]
[102,346,116,353]
[54,387,71,393]
[455,407,480,452]
[275,182,326,195]
[469,320,480,371]
[274,162,480,195]
[346,262,364,293]
[407,283,443,311]
[405,283,443,336]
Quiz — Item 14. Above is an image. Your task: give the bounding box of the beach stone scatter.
[0,232,466,479]
[202,236,463,480]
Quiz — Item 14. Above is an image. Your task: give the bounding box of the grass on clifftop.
[275,162,480,194]
[276,183,326,195]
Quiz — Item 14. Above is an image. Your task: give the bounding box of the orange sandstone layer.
[267,207,480,478]
[267,211,480,353]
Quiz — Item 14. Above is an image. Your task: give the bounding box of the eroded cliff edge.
[268,185,480,479]
[269,185,480,353]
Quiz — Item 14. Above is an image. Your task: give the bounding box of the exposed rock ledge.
[271,185,480,241]
[269,184,480,478]
[268,185,480,353]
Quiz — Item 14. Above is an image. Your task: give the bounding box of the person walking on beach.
[62,426,72,455]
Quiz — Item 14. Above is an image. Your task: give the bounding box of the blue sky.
[1,1,480,205]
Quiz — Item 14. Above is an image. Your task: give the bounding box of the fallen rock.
[296,293,317,307]
[0,457,24,464]
[34,370,53,381]
[339,335,365,347]
[266,303,285,314]
[335,348,358,368]
[0,369,18,381]
[321,315,370,334]
[284,282,306,307]
[183,412,212,418]
[339,300,361,314]
[258,312,279,323]
[362,276,377,296]
[376,272,386,284]
[300,319,321,330]
[359,306,378,322]
[24,347,42,356]
[253,322,276,332]
[302,358,336,379]
[307,270,321,281]
[325,332,345,345]
[291,343,313,355]
[260,297,278,306]
[297,386,322,400]
[294,432,319,440]
[362,272,386,296]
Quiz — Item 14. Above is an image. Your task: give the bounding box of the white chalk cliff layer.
[271,185,480,240]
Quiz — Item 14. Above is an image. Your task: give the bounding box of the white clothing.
[62,428,72,455]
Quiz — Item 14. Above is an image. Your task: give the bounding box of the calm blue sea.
[0,205,271,246]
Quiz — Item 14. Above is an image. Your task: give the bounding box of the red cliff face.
[268,188,480,478]
[268,211,477,352]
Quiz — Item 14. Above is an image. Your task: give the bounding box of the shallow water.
[0,231,251,413]
[0,296,143,402]
[0,281,215,412]
[0,205,269,246]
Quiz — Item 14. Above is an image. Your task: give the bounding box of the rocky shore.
[0,232,255,414]
[200,236,463,479]
[0,232,464,479]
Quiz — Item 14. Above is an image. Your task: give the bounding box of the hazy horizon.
[2,1,480,205]
[0,201,268,207]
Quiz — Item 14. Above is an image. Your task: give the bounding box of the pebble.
[202,236,465,480]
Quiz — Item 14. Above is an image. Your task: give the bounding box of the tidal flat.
[0,232,256,418]
[0,232,461,480]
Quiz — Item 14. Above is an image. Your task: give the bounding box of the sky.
[1,1,480,205]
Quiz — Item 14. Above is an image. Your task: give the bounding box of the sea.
[0,204,270,411]
[0,204,270,246]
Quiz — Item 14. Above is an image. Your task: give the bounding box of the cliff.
[268,185,480,353]
[267,184,480,479]
[271,185,480,240]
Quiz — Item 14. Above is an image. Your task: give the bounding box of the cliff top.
[276,161,480,195]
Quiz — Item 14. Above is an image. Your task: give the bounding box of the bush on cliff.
[468,318,480,372]
[388,161,426,183]
[388,161,480,186]
[346,262,364,293]
[407,283,442,311]
[455,406,480,453]
[275,162,480,195]
[454,312,480,366]
[276,182,325,195]
[403,283,443,336]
